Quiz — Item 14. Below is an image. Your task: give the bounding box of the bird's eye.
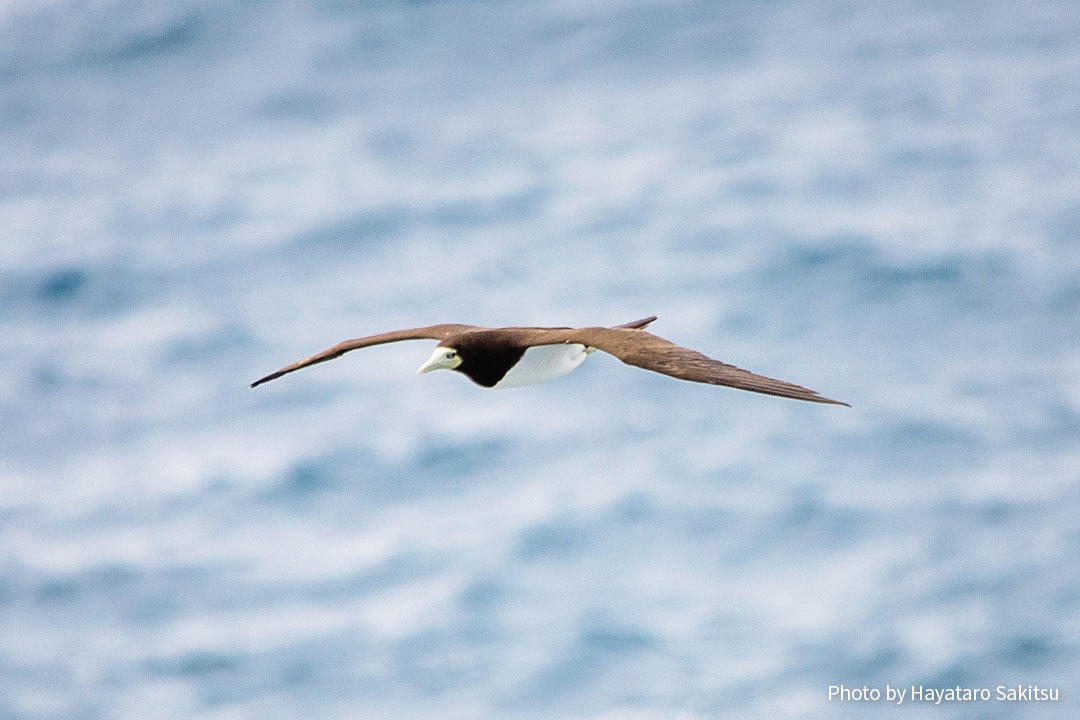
[446,351,457,358]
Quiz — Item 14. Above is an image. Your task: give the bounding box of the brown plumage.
[250,315,849,406]
[249,324,479,388]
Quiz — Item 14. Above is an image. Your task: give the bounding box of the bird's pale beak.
[416,357,441,374]
[416,348,459,374]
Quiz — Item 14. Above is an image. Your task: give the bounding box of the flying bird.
[250,316,848,405]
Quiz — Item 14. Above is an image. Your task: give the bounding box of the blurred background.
[1,1,1078,718]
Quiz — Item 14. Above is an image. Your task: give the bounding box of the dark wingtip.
[249,374,275,389]
[615,315,658,330]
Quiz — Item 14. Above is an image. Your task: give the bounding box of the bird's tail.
[612,316,658,330]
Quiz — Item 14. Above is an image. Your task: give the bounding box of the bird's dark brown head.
[416,333,527,388]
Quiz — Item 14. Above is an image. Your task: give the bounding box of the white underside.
[494,343,590,389]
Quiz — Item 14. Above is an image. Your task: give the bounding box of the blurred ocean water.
[1,1,1079,718]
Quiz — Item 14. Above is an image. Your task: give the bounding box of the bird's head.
[416,345,463,375]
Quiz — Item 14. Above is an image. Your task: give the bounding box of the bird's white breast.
[494,343,590,388]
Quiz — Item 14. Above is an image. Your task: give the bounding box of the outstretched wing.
[250,324,480,388]
[526,326,849,406]
[611,315,657,330]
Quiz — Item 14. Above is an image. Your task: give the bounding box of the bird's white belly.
[494,343,590,388]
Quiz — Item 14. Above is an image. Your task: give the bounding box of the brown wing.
[521,326,849,406]
[611,315,657,330]
[250,324,480,388]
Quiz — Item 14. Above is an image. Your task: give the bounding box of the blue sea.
[2,1,1078,718]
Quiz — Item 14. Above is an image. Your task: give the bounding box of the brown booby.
[250,316,848,405]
